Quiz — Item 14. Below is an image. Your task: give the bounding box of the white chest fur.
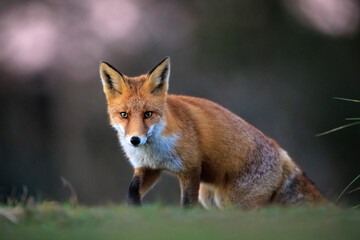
[119,130,183,172]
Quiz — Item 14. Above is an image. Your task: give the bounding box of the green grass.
[316,97,360,136]
[1,203,360,240]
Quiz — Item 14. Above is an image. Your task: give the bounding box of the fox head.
[99,57,170,147]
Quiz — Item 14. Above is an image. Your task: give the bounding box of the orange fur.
[99,57,326,209]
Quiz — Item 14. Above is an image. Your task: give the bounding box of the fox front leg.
[127,174,141,206]
[127,168,161,206]
[179,170,201,207]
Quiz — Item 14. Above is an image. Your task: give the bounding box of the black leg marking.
[269,191,277,203]
[127,175,141,206]
[181,190,192,208]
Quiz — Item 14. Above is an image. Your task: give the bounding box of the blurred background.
[0,0,359,206]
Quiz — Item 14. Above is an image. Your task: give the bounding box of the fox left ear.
[143,57,170,96]
[99,61,127,99]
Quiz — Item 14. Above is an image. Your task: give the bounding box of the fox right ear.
[99,61,126,97]
[142,57,170,97]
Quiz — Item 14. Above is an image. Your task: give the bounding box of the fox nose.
[130,136,141,146]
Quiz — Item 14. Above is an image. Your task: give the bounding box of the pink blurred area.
[284,0,359,36]
[0,0,194,79]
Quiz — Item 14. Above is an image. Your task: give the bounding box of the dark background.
[0,0,359,205]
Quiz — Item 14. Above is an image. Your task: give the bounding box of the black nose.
[130,136,141,146]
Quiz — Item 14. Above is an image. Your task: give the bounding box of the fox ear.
[143,57,170,96]
[99,61,126,97]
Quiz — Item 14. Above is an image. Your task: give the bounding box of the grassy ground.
[1,203,359,240]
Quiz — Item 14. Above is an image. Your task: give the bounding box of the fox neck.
[118,120,183,172]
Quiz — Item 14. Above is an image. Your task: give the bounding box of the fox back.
[99,57,326,209]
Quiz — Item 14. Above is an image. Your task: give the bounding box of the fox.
[99,57,326,209]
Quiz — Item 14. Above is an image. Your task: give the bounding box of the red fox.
[99,57,326,209]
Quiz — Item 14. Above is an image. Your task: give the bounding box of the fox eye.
[144,111,153,119]
[120,112,128,119]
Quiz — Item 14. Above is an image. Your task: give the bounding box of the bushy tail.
[272,149,326,206]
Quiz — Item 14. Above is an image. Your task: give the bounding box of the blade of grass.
[345,118,360,121]
[336,173,360,202]
[333,97,360,103]
[316,121,360,137]
[60,176,78,206]
[348,186,360,194]
[352,204,360,209]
